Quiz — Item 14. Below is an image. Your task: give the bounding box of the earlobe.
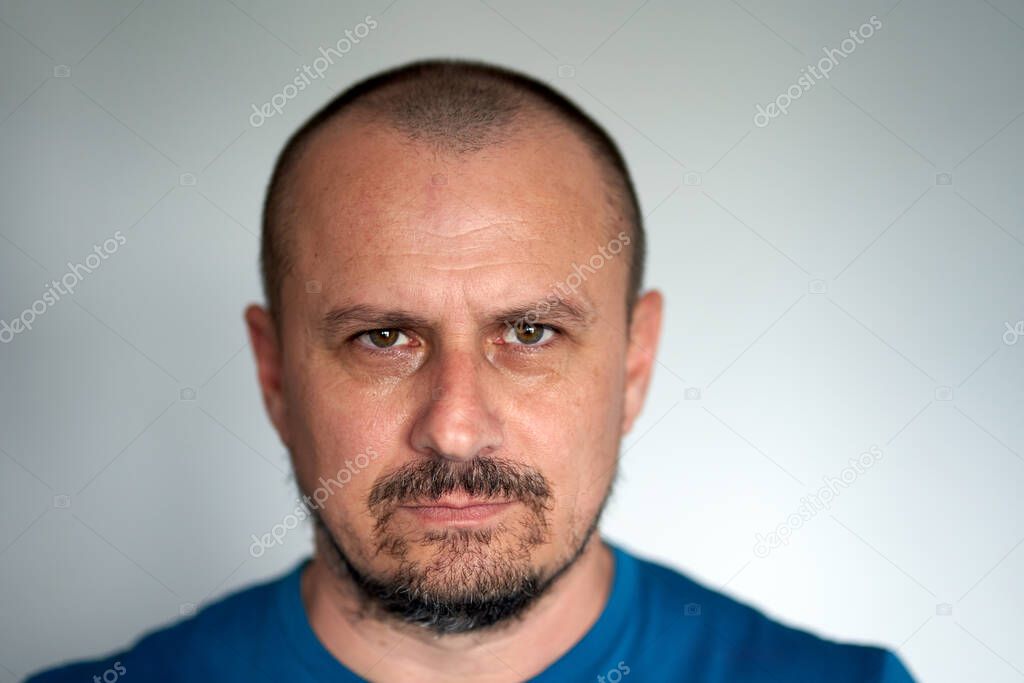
[244,304,290,446]
[621,290,663,435]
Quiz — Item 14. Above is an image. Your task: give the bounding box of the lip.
[399,499,513,524]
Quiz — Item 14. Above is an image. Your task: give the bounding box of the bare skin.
[245,113,662,682]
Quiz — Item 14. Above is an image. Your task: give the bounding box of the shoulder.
[612,544,915,682]
[26,563,301,683]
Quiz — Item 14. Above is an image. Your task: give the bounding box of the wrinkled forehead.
[283,120,627,311]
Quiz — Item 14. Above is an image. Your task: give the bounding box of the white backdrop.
[2,1,1023,681]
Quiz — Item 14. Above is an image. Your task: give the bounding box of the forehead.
[284,117,625,314]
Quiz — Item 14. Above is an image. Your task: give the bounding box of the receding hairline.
[261,60,645,325]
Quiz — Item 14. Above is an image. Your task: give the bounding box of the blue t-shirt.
[28,542,915,682]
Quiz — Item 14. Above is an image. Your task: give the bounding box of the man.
[30,60,915,682]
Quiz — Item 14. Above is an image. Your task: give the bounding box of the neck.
[301,536,614,682]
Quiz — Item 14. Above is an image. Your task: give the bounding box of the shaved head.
[260,59,645,325]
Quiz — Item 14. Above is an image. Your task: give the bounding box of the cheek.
[507,359,624,511]
[286,364,411,508]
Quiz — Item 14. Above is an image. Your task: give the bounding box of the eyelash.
[348,324,563,355]
[351,329,416,355]
[498,322,560,348]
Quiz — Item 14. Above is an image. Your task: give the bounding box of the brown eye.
[515,321,543,344]
[504,320,554,346]
[362,329,404,348]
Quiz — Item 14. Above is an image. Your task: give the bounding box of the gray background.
[2,1,1023,681]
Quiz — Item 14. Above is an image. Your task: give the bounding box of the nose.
[409,348,503,462]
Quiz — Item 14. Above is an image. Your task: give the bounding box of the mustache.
[368,456,552,512]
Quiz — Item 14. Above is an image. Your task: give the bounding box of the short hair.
[261,59,645,325]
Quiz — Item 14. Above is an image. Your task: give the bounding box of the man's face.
[248,116,660,630]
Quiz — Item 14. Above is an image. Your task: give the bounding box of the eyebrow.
[318,297,595,341]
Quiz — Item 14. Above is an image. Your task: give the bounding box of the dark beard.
[306,455,612,634]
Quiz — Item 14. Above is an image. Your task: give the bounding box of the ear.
[621,290,663,435]
[245,304,290,447]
